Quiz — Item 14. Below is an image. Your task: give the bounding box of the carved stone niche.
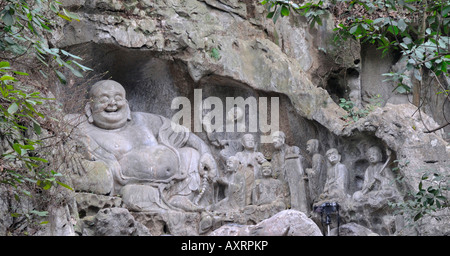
[306,132,406,236]
[58,43,408,236]
[56,43,196,119]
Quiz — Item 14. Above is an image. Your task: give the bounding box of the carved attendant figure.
[350,146,402,235]
[305,139,326,206]
[318,148,349,202]
[212,156,246,211]
[271,131,288,182]
[352,146,400,207]
[251,162,285,207]
[235,134,267,206]
[194,155,219,207]
[271,131,308,212]
[217,107,246,160]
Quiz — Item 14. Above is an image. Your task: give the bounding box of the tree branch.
[423,122,450,133]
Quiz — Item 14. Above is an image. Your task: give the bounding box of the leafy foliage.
[0,0,91,83]
[339,94,382,122]
[261,0,327,27]
[210,47,221,61]
[260,0,450,224]
[331,0,450,94]
[261,0,450,95]
[0,59,74,231]
[390,167,449,225]
[0,0,89,233]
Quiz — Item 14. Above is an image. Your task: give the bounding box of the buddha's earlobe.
[126,101,132,121]
[85,102,94,123]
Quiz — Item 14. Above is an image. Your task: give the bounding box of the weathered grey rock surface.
[2,0,445,236]
[82,207,151,236]
[330,222,379,236]
[209,210,322,236]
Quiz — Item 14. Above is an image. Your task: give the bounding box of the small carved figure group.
[209,133,288,216]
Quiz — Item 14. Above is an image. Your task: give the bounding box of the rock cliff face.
[45,0,449,235]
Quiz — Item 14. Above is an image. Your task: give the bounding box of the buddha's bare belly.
[119,145,179,181]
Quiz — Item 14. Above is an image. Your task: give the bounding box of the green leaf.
[42,181,52,190]
[49,2,60,13]
[1,75,16,81]
[12,71,29,76]
[8,102,19,114]
[281,5,290,16]
[67,64,83,77]
[2,12,14,26]
[373,17,386,25]
[210,48,220,60]
[442,6,450,17]
[22,190,31,197]
[350,25,363,35]
[272,6,281,24]
[61,49,83,60]
[51,171,62,177]
[404,3,417,12]
[13,143,23,156]
[0,61,11,69]
[33,122,41,135]
[30,210,48,217]
[73,60,93,72]
[414,69,422,81]
[309,19,316,29]
[437,195,447,201]
[54,70,66,84]
[397,19,407,32]
[441,61,448,73]
[27,21,37,35]
[11,213,21,218]
[402,36,412,45]
[395,85,407,94]
[387,25,399,35]
[29,156,48,163]
[21,145,35,150]
[39,70,48,79]
[45,177,56,182]
[57,13,72,21]
[56,181,73,191]
[63,9,80,21]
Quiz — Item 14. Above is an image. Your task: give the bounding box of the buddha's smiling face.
[88,80,130,130]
